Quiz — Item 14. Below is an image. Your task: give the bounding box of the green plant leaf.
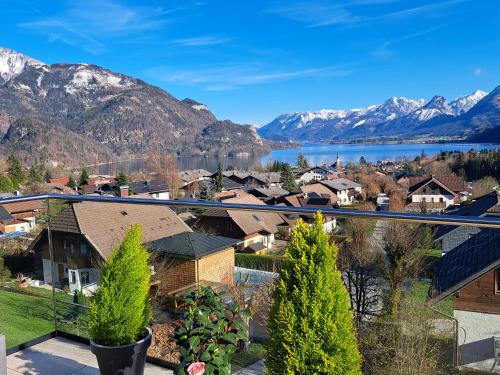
[189,335,200,349]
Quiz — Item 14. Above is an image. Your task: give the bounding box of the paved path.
[6,337,172,374]
[234,360,264,375]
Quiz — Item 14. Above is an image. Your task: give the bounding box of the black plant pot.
[90,327,152,375]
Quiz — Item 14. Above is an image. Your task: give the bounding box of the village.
[0,149,499,374]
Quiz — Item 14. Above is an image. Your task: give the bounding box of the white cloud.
[371,26,441,59]
[19,0,185,53]
[267,0,469,27]
[170,36,231,47]
[146,63,352,90]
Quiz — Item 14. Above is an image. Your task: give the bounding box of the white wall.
[42,259,54,284]
[297,169,328,184]
[68,268,99,294]
[323,218,336,233]
[455,309,500,373]
[411,193,455,207]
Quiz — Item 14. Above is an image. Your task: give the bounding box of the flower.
[187,361,205,375]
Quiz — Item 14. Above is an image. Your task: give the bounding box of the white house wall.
[455,309,500,373]
[411,194,455,207]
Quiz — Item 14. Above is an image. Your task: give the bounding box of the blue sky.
[1,0,499,125]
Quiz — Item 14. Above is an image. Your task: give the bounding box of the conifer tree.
[215,163,224,193]
[67,175,77,189]
[79,168,90,186]
[0,175,14,193]
[116,171,129,186]
[297,153,309,169]
[199,181,214,201]
[266,213,362,375]
[6,154,25,187]
[89,225,151,345]
[280,163,297,191]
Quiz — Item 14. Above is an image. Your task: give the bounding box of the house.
[293,166,330,184]
[222,171,281,188]
[129,179,170,199]
[406,175,467,212]
[434,191,500,254]
[299,183,339,206]
[40,183,78,195]
[0,201,42,233]
[146,232,238,294]
[376,193,390,211]
[282,192,337,233]
[180,169,212,194]
[248,186,289,203]
[320,178,362,205]
[430,228,500,373]
[194,190,286,252]
[29,202,192,295]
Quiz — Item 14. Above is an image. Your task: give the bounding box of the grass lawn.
[0,288,55,349]
[0,287,90,349]
[231,343,266,371]
[408,280,453,316]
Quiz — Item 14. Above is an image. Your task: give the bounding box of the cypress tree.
[266,213,362,375]
[89,225,151,345]
[215,163,224,193]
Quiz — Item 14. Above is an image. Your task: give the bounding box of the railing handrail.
[1,193,500,228]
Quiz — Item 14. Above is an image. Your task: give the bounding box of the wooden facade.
[37,230,99,269]
[453,268,500,314]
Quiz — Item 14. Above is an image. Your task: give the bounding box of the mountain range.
[0,48,267,166]
[258,88,500,143]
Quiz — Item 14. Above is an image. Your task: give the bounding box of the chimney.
[119,185,129,198]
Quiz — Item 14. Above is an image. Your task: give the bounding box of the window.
[81,271,90,286]
[69,271,76,284]
[80,243,88,255]
[496,268,500,295]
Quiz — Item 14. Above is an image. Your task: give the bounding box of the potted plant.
[89,224,152,375]
[175,286,250,375]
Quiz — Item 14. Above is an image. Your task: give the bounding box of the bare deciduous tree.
[339,219,381,321]
[147,152,183,198]
[380,222,428,315]
[360,297,445,375]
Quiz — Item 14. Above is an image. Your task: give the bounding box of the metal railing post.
[0,334,6,375]
[46,198,58,332]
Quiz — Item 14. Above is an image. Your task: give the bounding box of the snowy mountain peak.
[450,89,488,115]
[0,47,44,83]
[409,95,453,121]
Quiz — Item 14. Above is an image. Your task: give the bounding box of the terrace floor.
[6,337,173,374]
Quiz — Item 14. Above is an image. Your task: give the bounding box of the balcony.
[0,193,499,374]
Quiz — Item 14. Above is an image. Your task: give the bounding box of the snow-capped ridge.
[450,89,488,115]
[0,47,44,83]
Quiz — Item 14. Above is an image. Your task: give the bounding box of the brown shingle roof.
[1,201,42,214]
[51,202,191,259]
[204,190,285,235]
[300,183,338,204]
[408,175,466,194]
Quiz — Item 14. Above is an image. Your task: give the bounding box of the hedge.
[235,253,290,272]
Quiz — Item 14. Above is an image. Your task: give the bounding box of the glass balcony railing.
[0,193,499,374]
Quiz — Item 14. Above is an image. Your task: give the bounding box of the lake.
[89,142,498,175]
